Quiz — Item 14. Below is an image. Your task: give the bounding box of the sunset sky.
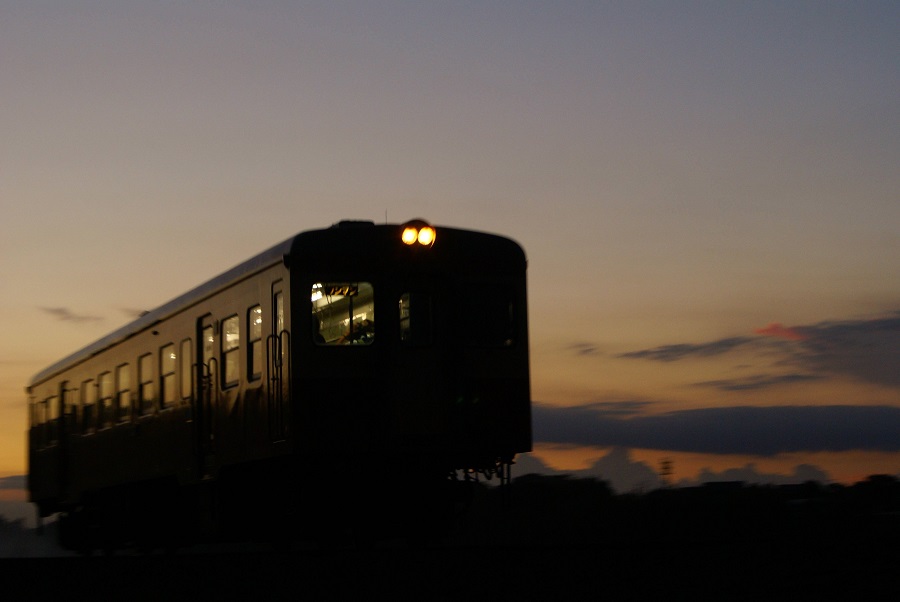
[1,1,898,497]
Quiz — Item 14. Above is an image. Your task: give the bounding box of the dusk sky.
[1,1,898,498]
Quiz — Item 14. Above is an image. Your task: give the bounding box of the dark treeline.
[3,473,899,553]
[451,473,900,548]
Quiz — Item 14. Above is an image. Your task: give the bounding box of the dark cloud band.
[615,312,900,388]
[533,402,900,456]
[38,307,102,323]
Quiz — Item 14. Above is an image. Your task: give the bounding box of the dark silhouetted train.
[27,220,531,550]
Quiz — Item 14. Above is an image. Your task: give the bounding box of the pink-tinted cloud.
[753,322,807,341]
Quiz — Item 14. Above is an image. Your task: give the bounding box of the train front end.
[291,220,532,482]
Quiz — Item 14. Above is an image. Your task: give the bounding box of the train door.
[198,315,218,475]
[267,282,290,442]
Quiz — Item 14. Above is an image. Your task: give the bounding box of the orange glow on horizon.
[528,443,899,488]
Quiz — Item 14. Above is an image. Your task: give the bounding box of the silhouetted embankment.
[452,473,900,549]
[1,474,898,598]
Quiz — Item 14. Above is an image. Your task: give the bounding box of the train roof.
[28,234,295,389]
[28,221,525,388]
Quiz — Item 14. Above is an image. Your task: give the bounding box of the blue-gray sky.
[2,1,898,485]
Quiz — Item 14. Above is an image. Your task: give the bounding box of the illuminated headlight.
[401,227,419,245]
[401,219,436,247]
[417,226,436,246]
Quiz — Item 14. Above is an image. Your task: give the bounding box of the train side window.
[273,290,288,375]
[139,353,155,414]
[275,293,284,334]
[399,292,433,345]
[81,379,96,434]
[222,315,240,387]
[248,305,262,381]
[63,382,79,434]
[116,363,132,422]
[46,396,59,446]
[99,372,114,428]
[161,344,177,408]
[180,339,193,400]
[311,282,375,345]
[203,326,215,366]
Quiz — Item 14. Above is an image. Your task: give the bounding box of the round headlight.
[417,226,435,246]
[401,227,419,245]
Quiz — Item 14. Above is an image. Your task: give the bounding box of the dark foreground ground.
[1,539,897,601]
[2,474,899,599]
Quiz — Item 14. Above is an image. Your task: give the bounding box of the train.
[27,219,531,550]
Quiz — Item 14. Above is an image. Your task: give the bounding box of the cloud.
[579,400,655,418]
[754,322,807,341]
[685,463,830,487]
[575,447,662,493]
[617,311,900,388]
[616,337,753,362]
[515,449,833,493]
[0,476,25,490]
[793,313,900,387]
[532,402,900,456]
[694,373,823,391]
[567,342,602,356]
[38,307,102,323]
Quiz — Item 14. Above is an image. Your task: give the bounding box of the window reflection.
[222,315,240,386]
[116,364,131,422]
[139,353,155,413]
[161,344,176,407]
[311,282,375,345]
[248,305,262,380]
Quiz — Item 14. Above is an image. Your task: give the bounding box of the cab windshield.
[311,282,375,345]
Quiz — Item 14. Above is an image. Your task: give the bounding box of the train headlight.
[400,219,436,247]
[417,226,436,246]
[401,227,419,245]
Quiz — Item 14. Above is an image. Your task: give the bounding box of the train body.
[27,220,531,548]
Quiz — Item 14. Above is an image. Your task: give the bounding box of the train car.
[27,219,531,549]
